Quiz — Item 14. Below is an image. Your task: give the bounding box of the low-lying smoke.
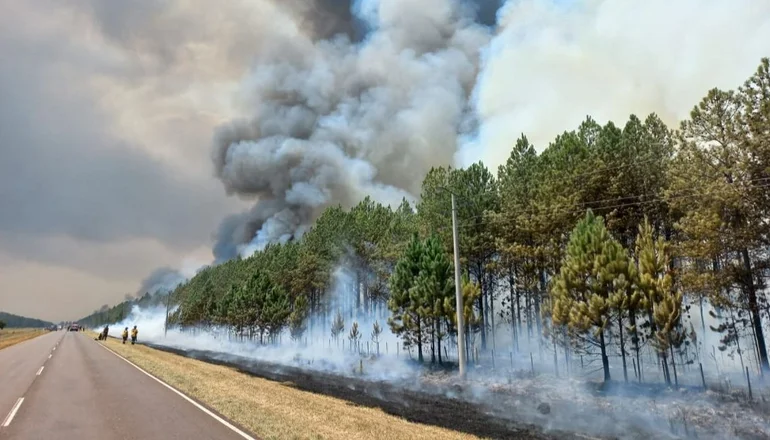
[105,265,770,440]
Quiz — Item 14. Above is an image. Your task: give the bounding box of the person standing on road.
[130,326,138,345]
[122,327,129,344]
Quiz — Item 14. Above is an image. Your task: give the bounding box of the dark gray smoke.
[137,267,187,296]
[212,0,494,260]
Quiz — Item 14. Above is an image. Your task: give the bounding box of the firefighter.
[130,325,138,345]
[122,327,129,344]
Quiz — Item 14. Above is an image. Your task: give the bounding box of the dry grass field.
[97,335,484,440]
[0,328,46,350]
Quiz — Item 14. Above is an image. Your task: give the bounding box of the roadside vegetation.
[82,58,770,385]
[100,336,481,440]
[0,328,47,350]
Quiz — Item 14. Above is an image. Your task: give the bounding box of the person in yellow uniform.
[130,326,138,345]
[122,327,129,344]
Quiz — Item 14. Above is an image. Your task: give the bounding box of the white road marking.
[48,354,52,359]
[97,344,256,440]
[36,366,44,376]
[1,398,24,427]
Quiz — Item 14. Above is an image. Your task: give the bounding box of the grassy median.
[97,335,481,440]
[0,328,46,350]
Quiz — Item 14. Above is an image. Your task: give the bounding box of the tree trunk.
[478,265,487,350]
[563,329,570,376]
[509,274,518,352]
[619,313,628,382]
[599,328,611,382]
[536,270,545,337]
[553,333,559,377]
[355,270,362,318]
[417,316,424,363]
[525,290,532,342]
[436,320,443,364]
[430,320,436,364]
[628,306,641,382]
[661,352,671,385]
[490,279,496,351]
[515,283,522,345]
[465,329,471,365]
[741,248,769,371]
[669,344,679,387]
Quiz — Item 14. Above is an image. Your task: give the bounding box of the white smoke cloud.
[461,0,770,167]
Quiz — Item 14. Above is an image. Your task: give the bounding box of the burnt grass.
[146,343,590,440]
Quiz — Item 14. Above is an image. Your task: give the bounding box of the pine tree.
[349,321,361,352]
[388,234,427,362]
[635,218,680,385]
[331,311,345,342]
[371,321,382,355]
[551,210,626,382]
[413,235,454,364]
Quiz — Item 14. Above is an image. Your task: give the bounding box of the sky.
[1,0,768,322]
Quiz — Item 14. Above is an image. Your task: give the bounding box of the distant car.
[68,324,80,332]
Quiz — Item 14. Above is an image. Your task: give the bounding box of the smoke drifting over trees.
[211,0,497,260]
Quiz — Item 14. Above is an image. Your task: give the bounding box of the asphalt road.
[0,331,256,440]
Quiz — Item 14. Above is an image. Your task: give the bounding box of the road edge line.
[96,343,257,440]
[2,398,24,427]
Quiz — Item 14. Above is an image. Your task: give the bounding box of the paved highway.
[0,331,256,439]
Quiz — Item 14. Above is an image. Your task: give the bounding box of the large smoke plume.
[209,0,770,261]
[211,0,497,260]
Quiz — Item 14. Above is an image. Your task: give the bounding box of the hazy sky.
[1,0,768,322]
[0,0,249,321]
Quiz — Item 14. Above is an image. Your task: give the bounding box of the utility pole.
[452,194,466,379]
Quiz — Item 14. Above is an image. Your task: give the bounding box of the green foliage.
[550,210,632,381]
[0,312,53,329]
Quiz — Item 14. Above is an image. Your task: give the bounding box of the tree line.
[0,311,53,329]
[81,58,770,383]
